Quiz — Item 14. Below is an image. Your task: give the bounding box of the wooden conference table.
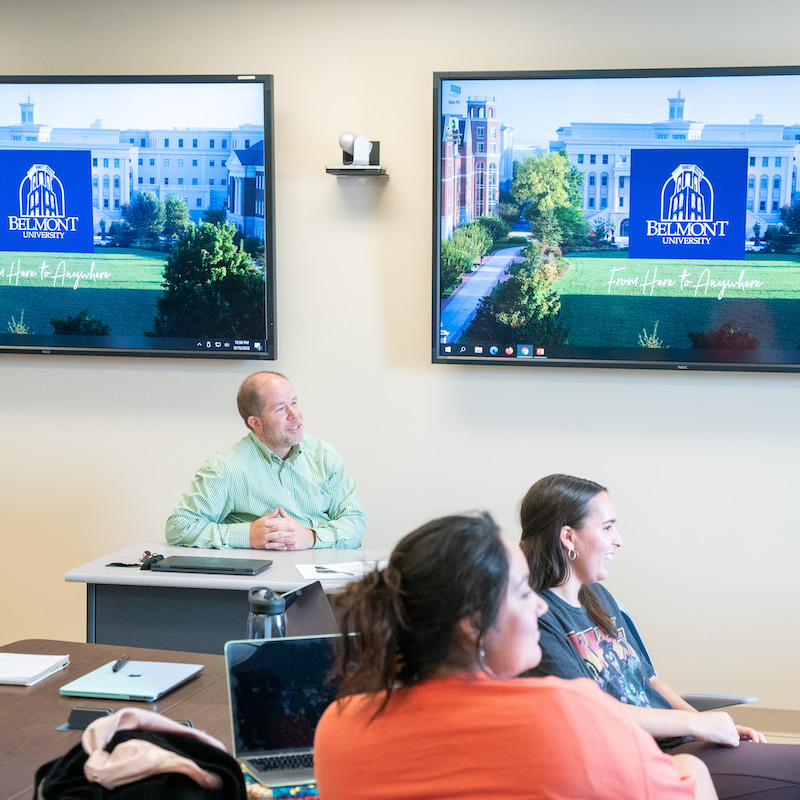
[0,638,230,800]
[65,542,387,654]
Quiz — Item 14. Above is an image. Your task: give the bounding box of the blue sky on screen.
[442,74,800,146]
[0,81,264,130]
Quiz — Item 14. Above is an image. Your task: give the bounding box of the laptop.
[149,555,272,576]
[224,634,344,787]
[60,660,203,702]
[280,580,339,636]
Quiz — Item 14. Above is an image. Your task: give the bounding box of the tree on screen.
[202,208,227,225]
[762,224,795,254]
[439,221,492,297]
[687,321,758,351]
[50,310,110,336]
[465,243,568,344]
[234,232,267,268]
[441,238,473,297]
[148,221,266,339]
[761,199,800,253]
[512,151,588,249]
[108,221,134,247]
[498,187,523,228]
[780,198,800,235]
[475,214,511,244]
[121,192,166,243]
[163,194,192,238]
[452,222,492,264]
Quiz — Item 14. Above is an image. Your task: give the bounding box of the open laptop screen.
[226,635,343,755]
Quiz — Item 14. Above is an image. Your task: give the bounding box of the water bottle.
[246,586,287,639]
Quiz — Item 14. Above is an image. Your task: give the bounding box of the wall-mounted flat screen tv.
[0,74,275,359]
[433,67,800,372]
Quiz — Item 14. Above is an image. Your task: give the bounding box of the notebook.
[280,580,339,637]
[225,634,344,787]
[0,652,69,686]
[59,660,203,702]
[149,556,273,576]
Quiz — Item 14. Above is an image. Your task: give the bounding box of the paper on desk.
[296,561,385,580]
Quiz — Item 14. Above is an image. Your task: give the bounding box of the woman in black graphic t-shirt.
[519,473,800,800]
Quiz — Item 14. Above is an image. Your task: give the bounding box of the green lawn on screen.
[555,251,800,351]
[0,247,166,336]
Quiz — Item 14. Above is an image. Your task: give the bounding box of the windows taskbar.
[440,343,548,359]
[436,342,800,370]
[0,334,271,357]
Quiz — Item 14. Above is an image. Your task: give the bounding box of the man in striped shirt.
[165,371,367,550]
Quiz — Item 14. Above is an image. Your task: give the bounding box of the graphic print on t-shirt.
[567,623,652,706]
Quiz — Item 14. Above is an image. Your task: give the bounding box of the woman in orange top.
[314,512,717,800]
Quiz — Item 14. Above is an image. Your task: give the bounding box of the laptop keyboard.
[249,753,314,772]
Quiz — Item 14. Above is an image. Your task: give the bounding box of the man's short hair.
[237,371,288,429]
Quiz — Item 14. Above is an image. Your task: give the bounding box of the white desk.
[66,542,386,655]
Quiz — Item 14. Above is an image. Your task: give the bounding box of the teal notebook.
[60,660,202,702]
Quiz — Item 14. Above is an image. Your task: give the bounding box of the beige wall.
[2,0,799,707]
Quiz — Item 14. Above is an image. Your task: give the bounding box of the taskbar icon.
[516,345,548,359]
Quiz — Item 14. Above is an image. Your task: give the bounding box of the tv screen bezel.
[0,73,276,360]
[432,65,800,373]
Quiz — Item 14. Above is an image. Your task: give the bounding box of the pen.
[112,655,129,673]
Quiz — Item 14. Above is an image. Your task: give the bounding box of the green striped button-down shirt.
[165,431,367,549]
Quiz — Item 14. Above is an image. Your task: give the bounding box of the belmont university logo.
[10,163,79,239]
[653,163,728,242]
[0,150,93,253]
[629,148,747,260]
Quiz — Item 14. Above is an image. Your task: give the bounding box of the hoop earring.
[567,549,578,561]
[478,645,499,679]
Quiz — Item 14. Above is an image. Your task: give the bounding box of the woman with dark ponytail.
[314,512,717,800]
[519,474,800,800]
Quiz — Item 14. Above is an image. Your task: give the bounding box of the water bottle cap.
[248,586,286,614]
